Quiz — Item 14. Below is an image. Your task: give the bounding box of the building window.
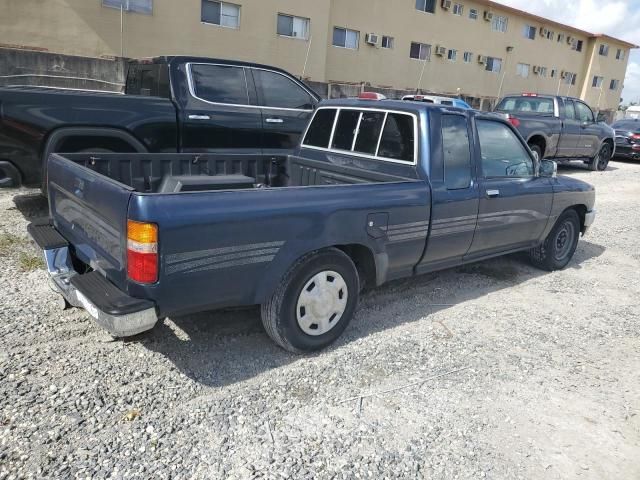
[523,25,536,40]
[592,76,604,88]
[516,63,530,78]
[545,30,554,40]
[447,49,457,61]
[469,8,478,19]
[103,0,153,14]
[557,33,564,43]
[453,3,464,15]
[539,66,547,77]
[575,40,583,52]
[563,72,577,85]
[381,36,394,49]
[616,48,625,60]
[277,14,309,40]
[599,43,609,56]
[610,79,620,90]
[486,57,502,73]
[463,51,473,63]
[333,27,359,49]
[201,1,240,28]
[550,68,557,78]
[415,0,436,13]
[491,15,508,33]
[410,42,431,60]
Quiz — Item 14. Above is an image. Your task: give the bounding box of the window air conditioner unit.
[435,45,447,56]
[566,36,574,45]
[561,71,569,79]
[365,33,380,46]
[478,55,488,65]
[441,0,452,10]
[484,11,493,21]
[532,66,540,74]
[540,27,549,37]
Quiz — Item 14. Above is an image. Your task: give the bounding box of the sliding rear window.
[302,108,416,163]
[495,96,554,114]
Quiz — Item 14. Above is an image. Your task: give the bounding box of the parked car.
[28,98,595,353]
[611,118,640,160]
[402,94,472,109]
[0,56,320,189]
[495,93,615,171]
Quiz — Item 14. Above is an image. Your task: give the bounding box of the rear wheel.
[589,143,612,171]
[529,209,580,271]
[261,248,359,353]
[529,143,543,162]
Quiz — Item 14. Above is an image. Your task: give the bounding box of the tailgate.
[47,153,134,290]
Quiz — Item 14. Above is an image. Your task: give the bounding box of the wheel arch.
[527,134,548,157]
[41,127,148,189]
[253,242,387,304]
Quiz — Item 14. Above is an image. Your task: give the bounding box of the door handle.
[486,189,500,198]
[188,114,210,120]
[265,118,284,124]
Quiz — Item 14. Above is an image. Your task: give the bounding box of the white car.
[402,94,471,109]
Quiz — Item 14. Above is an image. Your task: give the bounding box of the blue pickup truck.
[29,99,596,353]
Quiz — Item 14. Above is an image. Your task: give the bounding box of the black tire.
[589,143,612,171]
[260,248,360,353]
[529,209,580,271]
[529,143,543,162]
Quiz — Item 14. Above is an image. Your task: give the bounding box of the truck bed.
[55,153,413,192]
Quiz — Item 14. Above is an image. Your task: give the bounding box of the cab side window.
[575,102,594,123]
[476,120,534,177]
[441,115,472,189]
[253,69,315,110]
[564,101,577,120]
[190,64,249,105]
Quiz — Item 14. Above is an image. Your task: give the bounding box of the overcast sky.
[495,0,640,105]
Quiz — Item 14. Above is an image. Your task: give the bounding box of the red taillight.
[522,93,538,97]
[631,133,640,140]
[507,115,521,128]
[127,220,158,284]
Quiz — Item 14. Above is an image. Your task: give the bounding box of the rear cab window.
[496,96,555,114]
[302,107,417,164]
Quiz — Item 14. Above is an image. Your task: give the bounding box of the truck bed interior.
[54,153,414,192]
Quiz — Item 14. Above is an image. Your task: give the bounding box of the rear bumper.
[28,222,158,337]
[582,209,596,236]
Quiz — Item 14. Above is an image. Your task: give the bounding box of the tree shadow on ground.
[139,240,605,388]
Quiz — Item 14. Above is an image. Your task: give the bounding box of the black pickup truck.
[0,56,320,189]
[495,94,615,171]
[29,98,596,353]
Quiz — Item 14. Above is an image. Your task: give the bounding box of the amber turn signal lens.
[127,220,158,244]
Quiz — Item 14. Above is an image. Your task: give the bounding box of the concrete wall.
[0,48,125,91]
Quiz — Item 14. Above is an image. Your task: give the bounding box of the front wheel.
[261,248,360,353]
[529,210,580,271]
[589,143,612,171]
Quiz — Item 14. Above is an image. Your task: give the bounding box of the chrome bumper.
[582,209,596,236]
[43,246,158,337]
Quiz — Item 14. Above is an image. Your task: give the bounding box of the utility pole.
[120,1,124,58]
[497,46,514,99]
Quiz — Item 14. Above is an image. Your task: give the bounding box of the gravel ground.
[1,160,639,480]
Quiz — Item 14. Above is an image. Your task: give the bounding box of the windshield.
[496,96,555,115]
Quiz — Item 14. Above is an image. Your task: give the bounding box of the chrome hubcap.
[296,270,348,336]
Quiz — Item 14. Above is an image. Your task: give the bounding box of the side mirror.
[539,159,557,178]
[596,113,607,123]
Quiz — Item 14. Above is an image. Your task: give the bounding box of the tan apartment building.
[0,0,635,114]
